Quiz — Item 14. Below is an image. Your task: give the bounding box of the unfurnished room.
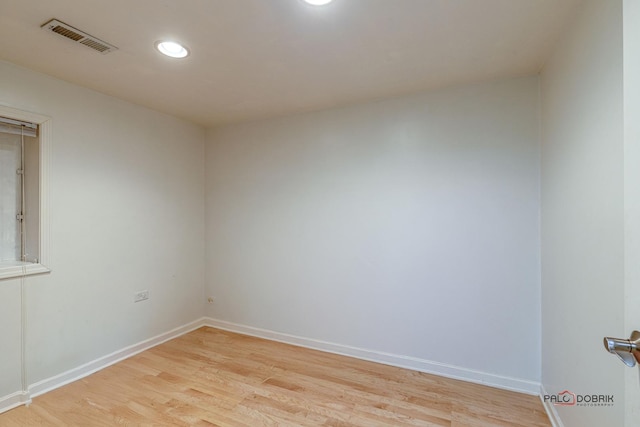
[1,1,640,426]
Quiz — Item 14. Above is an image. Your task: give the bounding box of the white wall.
[0,60,206,400]
[0,282,21,400]
[205,76,541,385]
[624,0,640,422]
[540,1,624,426]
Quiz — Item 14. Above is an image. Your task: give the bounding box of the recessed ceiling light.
[155,41,190,59]
[303,0,334,5]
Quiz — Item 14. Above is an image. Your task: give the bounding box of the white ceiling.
[0,0,582,127]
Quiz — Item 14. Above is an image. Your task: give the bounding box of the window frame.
[0,105,51,280]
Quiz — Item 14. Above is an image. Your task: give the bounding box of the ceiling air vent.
[41,19,117,54]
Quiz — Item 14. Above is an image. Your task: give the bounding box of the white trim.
[0,317,208,414]
[0,391,31,414]
[540,384,565,427]
[28,318,207,399]
[203,317,541,395]
[39,115,52,274]
[1,317,543,416]
[0,264,50,280]
[0,104,52,281]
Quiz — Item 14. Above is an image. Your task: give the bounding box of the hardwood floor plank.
[0,327,550,426]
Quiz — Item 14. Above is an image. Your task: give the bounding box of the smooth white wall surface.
[0,281,21,399]
[623,0,640,422]
[206,77,541,383]
[0,60,205,394]
[541,1,624,426]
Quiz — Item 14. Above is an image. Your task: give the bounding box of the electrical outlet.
[207,297,214,304]
[134,290,149,303]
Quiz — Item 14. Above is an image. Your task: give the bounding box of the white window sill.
[0,261,50,280]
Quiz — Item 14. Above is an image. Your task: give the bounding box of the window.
[0,106,50,280]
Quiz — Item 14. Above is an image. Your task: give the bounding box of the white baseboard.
[540,384,564,427]
[0,391,31,414]
[203,317,541,395]
[28,317,207,399]
[2,316,545,417]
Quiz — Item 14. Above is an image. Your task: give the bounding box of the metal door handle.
[604,331,640,367]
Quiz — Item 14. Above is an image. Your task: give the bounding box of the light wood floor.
[1,327,550,426]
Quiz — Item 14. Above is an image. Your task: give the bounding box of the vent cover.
[41,19,117,54]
